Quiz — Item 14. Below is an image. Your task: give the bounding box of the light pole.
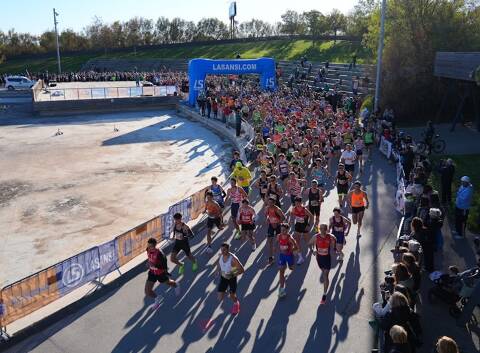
[53,8,61,74]
[374,0,386,112]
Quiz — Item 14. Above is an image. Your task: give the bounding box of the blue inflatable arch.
[188,57,277,106]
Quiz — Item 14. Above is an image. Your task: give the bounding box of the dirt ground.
[0,111,231,286]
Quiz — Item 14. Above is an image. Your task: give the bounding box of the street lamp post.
[374,0,386,112]
[53,8,62,74]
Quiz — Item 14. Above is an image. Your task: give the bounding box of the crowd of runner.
[142,75,467,352]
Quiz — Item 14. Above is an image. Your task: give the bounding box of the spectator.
[454,175,473,239]
[401,145,415,180]
[401,253,421,293]
[388,325,412,353]
[435,336,459,353]
[206,97,212,119]
[410,217,435,272]
[380,292,419,353]
[439,159,455,204]
[392,263,414,294]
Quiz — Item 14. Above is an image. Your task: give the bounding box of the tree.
[346,0,377,37]
[155,17,170,44]
[194,18,229,41]
[39,31,56,52]
[238,19,273,38]
[60,29,88,51]
[326,9,347,41]
[303,10,328,37]
[280,10,307,35]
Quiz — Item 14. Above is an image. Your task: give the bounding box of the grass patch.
[0,39,373,74]
[429,154,480,233]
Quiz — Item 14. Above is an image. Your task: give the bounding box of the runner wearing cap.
[347,181,369,237]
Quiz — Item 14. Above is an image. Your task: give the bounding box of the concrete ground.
[34,81,176,102]
[4,149,403,353]
[403,123,480,155]
[0,111,232,287]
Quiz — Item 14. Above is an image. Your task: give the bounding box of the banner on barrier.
[395,179,406,214]
[98,240,118,277]
[0,267,61,326]
[115,216,164,267]
[55,247,100,296]
[190,187,208,220]
[164,198,192,237]
[379,137,392,159]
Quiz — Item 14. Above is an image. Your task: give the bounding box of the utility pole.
[53,8,61,74]
[374,0,386,112]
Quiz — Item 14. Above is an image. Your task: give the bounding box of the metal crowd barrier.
[38,85,177,101]
[0,185,208,335]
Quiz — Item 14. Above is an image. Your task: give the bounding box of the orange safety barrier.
[0,266,60,326]
[190,187,208,220]
[116,216,164,267]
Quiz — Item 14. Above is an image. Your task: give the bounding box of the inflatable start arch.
[188,57,277,106]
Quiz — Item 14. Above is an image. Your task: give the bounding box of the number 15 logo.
[266,77,275,88]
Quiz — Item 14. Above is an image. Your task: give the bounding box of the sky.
[0,0,358,35]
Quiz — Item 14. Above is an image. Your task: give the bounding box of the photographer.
[439,159,455,205]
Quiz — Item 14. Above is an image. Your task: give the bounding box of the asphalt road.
[5,150,400,353]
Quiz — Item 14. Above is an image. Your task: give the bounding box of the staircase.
[276,60,376,97]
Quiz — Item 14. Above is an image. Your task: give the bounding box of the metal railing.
[35,85,177,102]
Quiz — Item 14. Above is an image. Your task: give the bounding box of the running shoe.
[231,301,240,315]
[153,297,161,310]
[296,256,304,265]
[251,243,256,252]
[192,262,198,272]
[174,283,181,296]
[178,264,185,275]
[320,295,327,305]
[267,257,274,267]
[278,287,286,298]
[206,246,213,254]
[338,253,344,261]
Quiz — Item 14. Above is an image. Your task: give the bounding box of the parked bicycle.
[416,132,446,154]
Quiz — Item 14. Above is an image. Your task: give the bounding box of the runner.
[226,178,248,239]
[277,223,298,298]
[216,243,245,314]
[231,161,252,195]
[354,135,365,174]
[286,172,305,208]
[290,197,313,264]
[363,127,374,162]
[255,170,269,202]
[328,207,351,260]
[340,143,357,175]
[347,181,369,237]
[204,190,224,254]
[207,176,226,208]
[277,153,290,185]
[335,163,352,208]
[305,180,324,229]
[309,224,337,305]
[170,213,198,274]
[265,196,286,266]
[145,238,180,310]
[237,199,257,251]
[266,174,283,208]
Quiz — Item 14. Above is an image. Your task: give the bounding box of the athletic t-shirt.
[341,150,356,165]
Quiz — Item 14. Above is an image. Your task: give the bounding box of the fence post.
[116,87,119,98]
[104,87,107,99]
[77,88,80,100]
